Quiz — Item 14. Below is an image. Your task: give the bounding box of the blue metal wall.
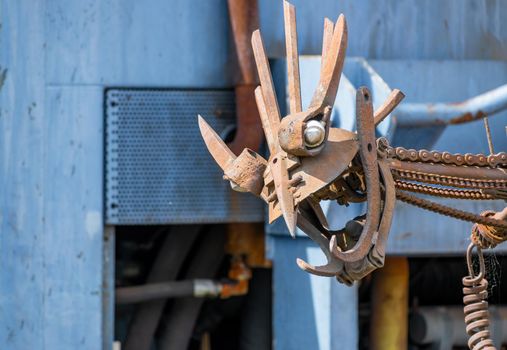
[1,1,233,349]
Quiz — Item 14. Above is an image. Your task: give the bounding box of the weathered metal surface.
[226,223,271,268]
[283,1,302,115]
[258,0,507,61]
[330,87,381,264]
[0,2,46,348]
[227,0,264,154]
[271,236,358,350]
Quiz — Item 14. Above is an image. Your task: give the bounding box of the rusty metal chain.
[395,190,507,229]
[391,168,507,190]
[378,137,507,168]
[394,180,495,200]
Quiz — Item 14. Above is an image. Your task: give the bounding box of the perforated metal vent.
[105,89,264,224]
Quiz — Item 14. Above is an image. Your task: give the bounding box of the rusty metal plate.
[105,89,263,224]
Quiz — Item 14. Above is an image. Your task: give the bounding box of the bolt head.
[304,120,326,148]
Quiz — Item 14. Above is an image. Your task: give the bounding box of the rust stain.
[449,110,486,125]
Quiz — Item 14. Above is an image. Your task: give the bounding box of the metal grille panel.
[105,89,264,224]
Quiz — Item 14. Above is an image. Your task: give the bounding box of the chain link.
[394,180,495,200]
[377,137,507,168]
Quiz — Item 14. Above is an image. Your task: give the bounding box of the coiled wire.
[462,243,496,350]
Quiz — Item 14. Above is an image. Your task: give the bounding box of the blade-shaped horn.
[198,115,236,171]
[309,14,347,110]
[283,0,302,114]
[251,29,282,153]
[321,18,334,76]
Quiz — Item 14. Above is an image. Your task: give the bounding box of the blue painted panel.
[369,60,507,151]
[1,3,107,348]
[259,0,507,60]
[0,1,46,348]
[45,0,233,87]
[43,86,105,348]
[271,236,358,350]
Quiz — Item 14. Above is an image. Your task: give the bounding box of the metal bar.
[283,0,302,114]
[321,18,333,76]
[251,29,282,149]
[255,87,277,155]
[396,83,507,127]
[115,280,222,304]
[373,89,405,126]
[483,116,495,154]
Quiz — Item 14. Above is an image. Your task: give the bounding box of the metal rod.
[283,0,302,114]
[396,83,507,127]
[484,116,495,154]
[373,89,405,126]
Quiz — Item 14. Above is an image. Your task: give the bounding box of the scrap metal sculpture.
[198,2,507,285]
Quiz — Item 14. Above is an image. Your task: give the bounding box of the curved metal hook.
[330,87,381,263]
[295,206,344,277]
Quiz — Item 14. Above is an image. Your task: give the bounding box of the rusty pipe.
[396,83,507,127]
[227,0,263,154]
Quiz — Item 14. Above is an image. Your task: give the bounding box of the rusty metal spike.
[251,29,281,151]
[283,0,302,114]
[254,87,277,155]
[309,14,347,110]
[321,18,334,76]
[198,115,236,171]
